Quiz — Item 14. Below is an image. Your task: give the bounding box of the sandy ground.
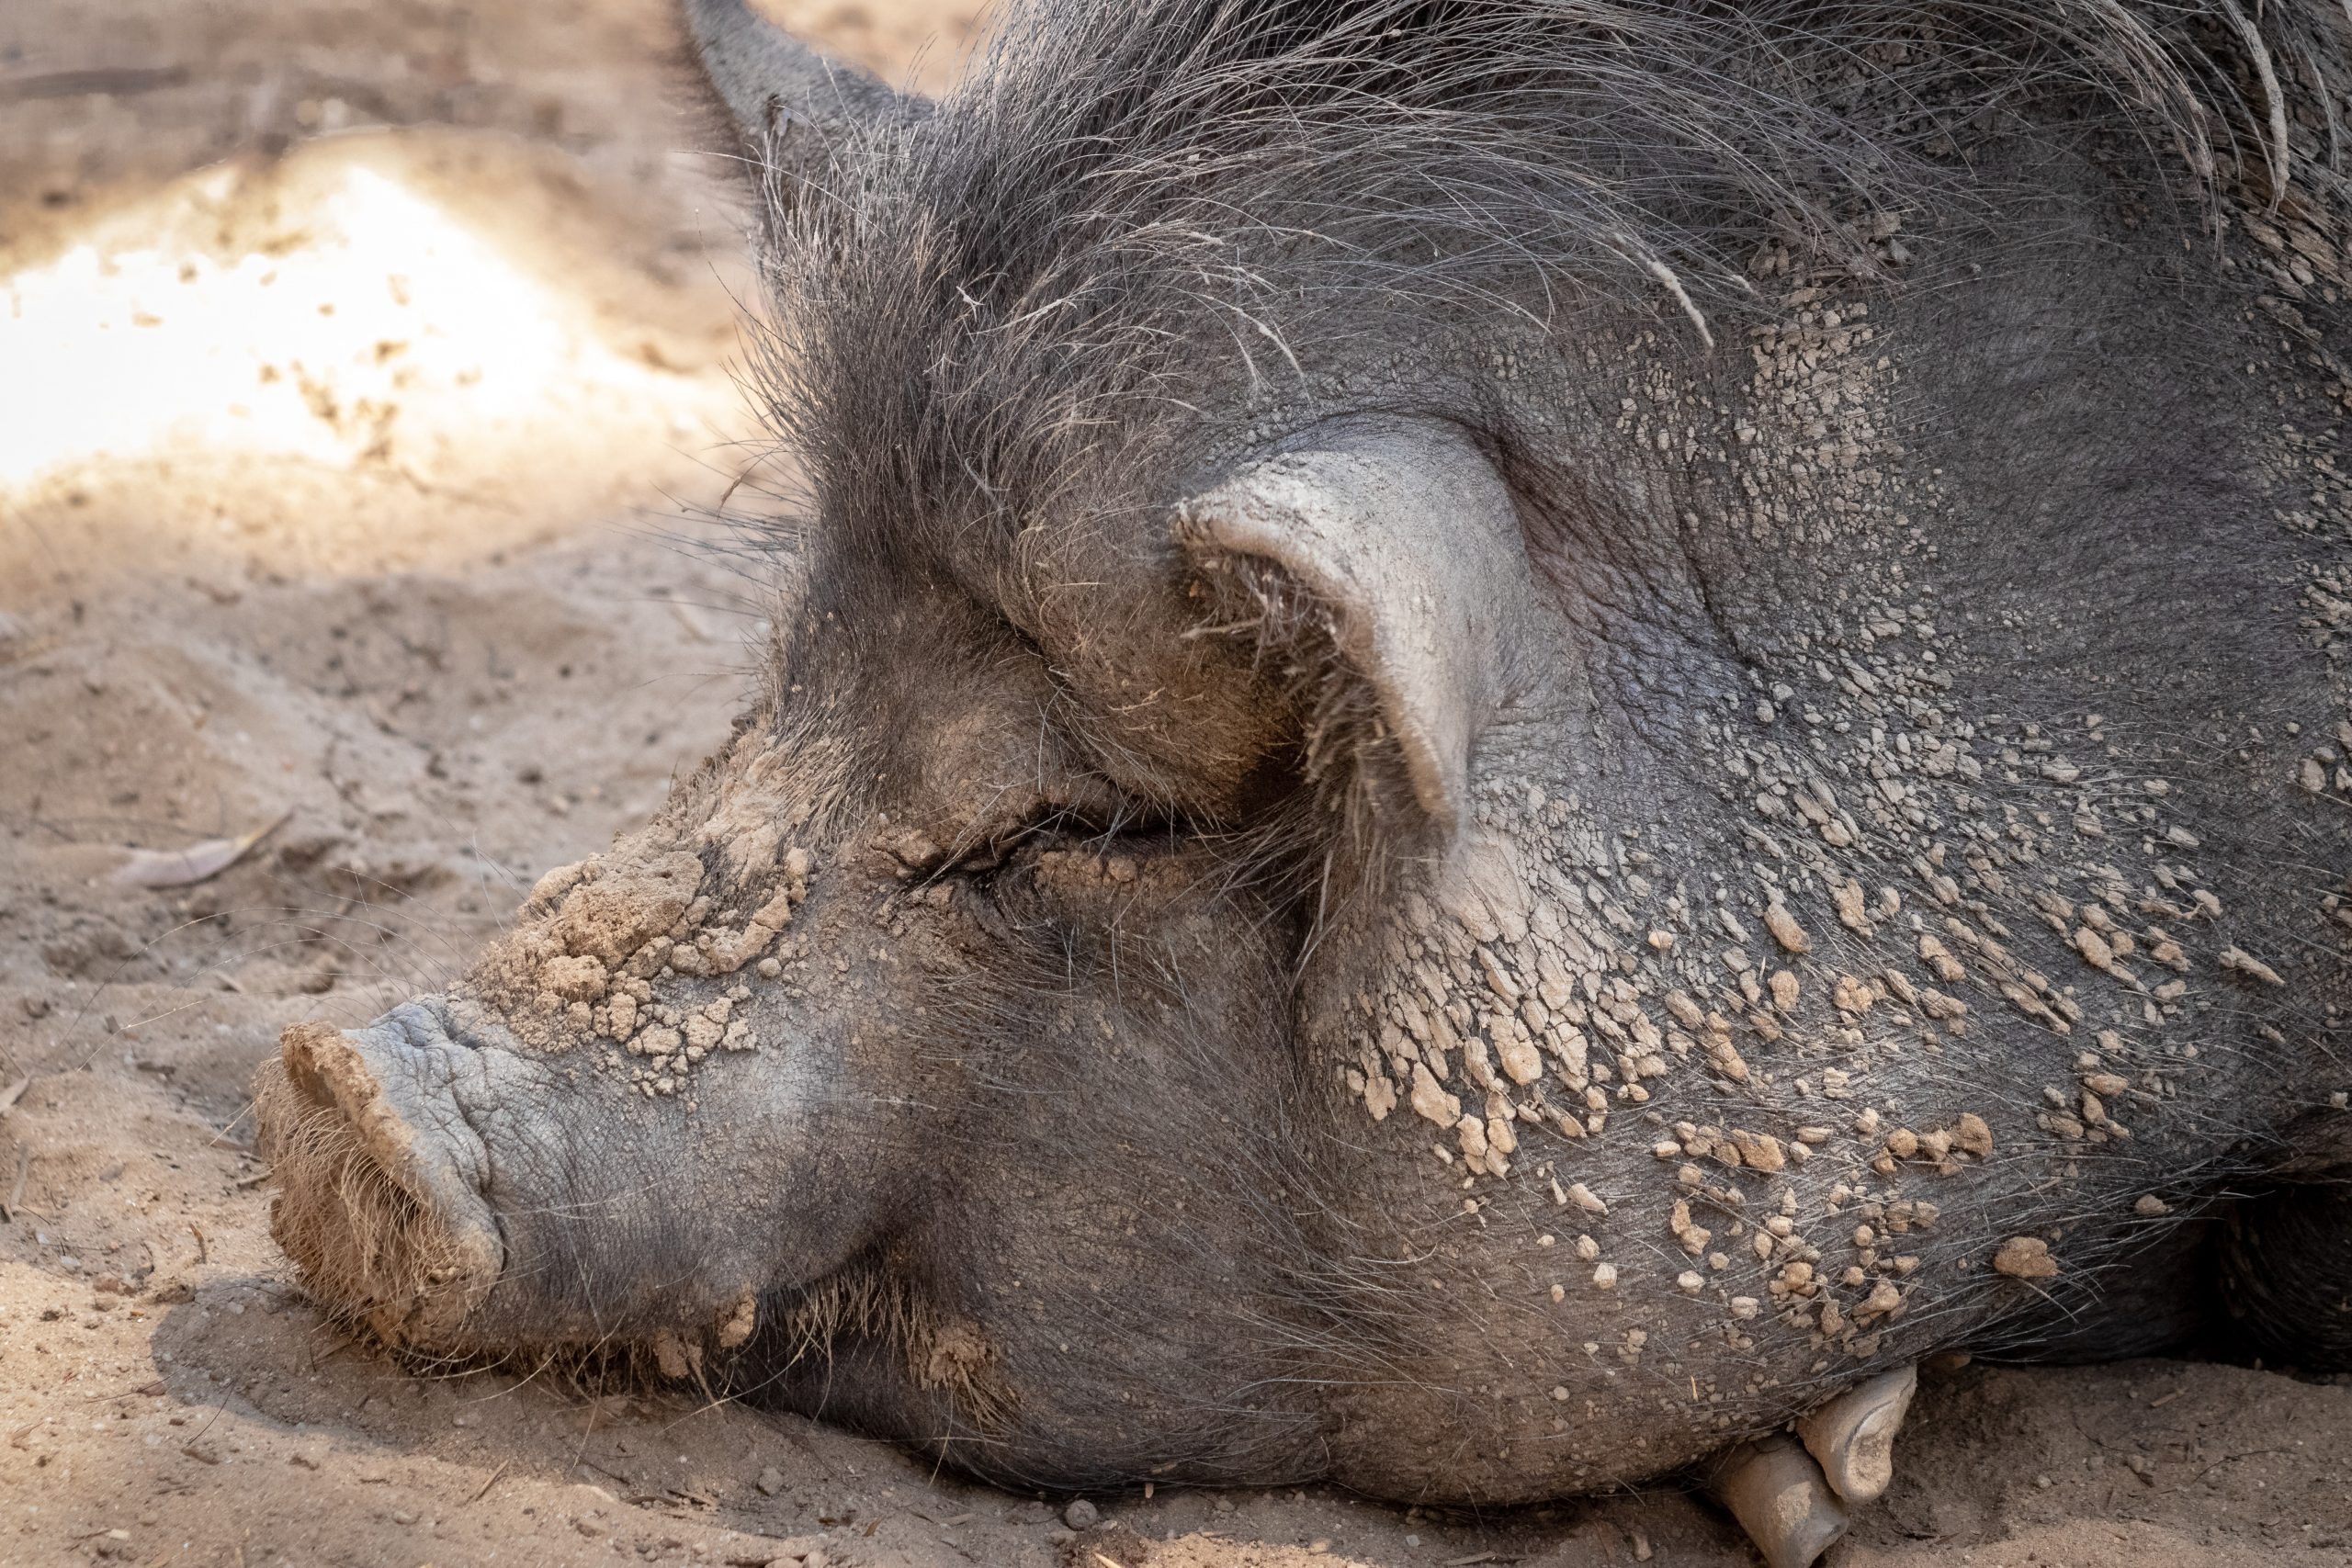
[3,3,2349,1564]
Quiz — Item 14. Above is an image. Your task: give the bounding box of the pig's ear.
[679,0,925,194]
[1173,419,1540,840]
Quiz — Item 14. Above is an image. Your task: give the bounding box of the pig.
[257,3,2352,1562]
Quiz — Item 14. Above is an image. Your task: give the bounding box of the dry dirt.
[2,3,2348,1565]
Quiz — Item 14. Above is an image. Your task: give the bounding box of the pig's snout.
[256,1006,504,1351]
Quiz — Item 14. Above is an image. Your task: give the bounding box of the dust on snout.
[254,1021,488,1351]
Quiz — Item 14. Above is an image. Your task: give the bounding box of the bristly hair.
[739,0,2349,564]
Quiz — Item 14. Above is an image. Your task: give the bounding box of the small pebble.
[1063,1498,1100,1530]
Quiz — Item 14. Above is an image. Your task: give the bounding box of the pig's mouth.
[255,1008,505,1351]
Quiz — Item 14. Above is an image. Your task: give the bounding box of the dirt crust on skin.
[0,1,2346,1564]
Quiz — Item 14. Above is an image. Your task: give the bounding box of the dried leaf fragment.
[113,812,288,888]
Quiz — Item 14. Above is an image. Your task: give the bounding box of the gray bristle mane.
[739,0,2348,557]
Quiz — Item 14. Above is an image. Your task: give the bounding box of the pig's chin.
[256,1010,506,1353]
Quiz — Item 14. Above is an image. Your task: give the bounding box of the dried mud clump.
[455,841,815,1088]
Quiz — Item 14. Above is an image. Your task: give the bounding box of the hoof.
[1795,1363,1919,1505]
[1709,1433,1852,1568]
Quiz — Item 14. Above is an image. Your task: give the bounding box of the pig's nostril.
[255,1021,500,1350]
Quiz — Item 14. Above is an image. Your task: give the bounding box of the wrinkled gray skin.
[260,0,2352,1531]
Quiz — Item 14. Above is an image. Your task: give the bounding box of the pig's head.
[256,380,1544,1483]
[254,0,1571,1472]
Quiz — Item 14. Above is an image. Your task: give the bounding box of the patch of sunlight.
[0,164,678,492]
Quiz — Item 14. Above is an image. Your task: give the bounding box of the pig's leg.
[2218,1179,2352,1369]
[1794,1363,1918,1505]
[1707,1434,1851,1568]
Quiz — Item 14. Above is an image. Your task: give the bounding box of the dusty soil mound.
[3,2,2346,1564]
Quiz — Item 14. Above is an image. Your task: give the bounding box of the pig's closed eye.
[938,800,1196,886]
